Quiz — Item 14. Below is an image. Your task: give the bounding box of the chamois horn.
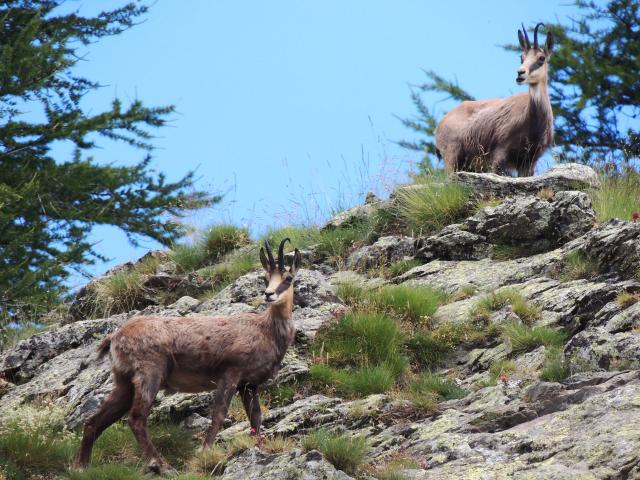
[264,240,276,271]
[521,22,531,49]
[533,22,545,50]
[278,238,291,271]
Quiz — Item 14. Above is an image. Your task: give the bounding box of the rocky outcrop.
[453,163,600,197]
[4,167,640,479]
[416,191,595,261]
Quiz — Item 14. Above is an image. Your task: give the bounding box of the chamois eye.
[538,56,546,63]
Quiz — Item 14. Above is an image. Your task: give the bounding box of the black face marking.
[275,276,293,295]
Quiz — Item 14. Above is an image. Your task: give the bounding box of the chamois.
[76,239,301,476]
[435,23,554,176]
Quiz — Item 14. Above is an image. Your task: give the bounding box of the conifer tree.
[0,1,217,318]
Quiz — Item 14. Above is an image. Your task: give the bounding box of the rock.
[168,296,201,315]
[322,199,382,230]
[221,448,354,480]
[346,235,415,271]
[415,224,490,261]
[453,163,600,197]
[0,316,123,383]
[294,303,344,340]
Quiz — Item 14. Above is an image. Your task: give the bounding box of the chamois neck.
[528,81,550,109]
[266,289,294,322]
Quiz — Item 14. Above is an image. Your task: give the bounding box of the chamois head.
[517,22,553,86]
[259,238,301,304]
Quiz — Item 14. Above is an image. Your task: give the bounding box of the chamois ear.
[545,31,554,54]
[259,247,270,271]
[518,29,527,51]
[290,249,302,276]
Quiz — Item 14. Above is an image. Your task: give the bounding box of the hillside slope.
[1,164,640,479]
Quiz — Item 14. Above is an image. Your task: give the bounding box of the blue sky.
[58,0,585,287]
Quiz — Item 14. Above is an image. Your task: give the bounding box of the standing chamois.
[76,239,301,476]
[435,23,554,176]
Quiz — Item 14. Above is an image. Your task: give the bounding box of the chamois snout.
[516,68,526,84]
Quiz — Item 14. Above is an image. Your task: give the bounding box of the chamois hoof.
[147,458,178,477]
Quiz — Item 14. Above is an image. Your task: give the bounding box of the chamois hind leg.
[239,384,262,435]
[203,370,241,448]
[127,369,175,476]
[76,372,134,468]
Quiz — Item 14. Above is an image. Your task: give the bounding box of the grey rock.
[415,225,490,261]
[168,296,201,315]
[222,448,354,480]
[453,163,600,197]
[346,235,415,271]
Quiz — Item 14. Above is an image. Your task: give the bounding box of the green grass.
[560,250,600,281]
[334,283,448,324]
[263,225,322,251]
[408,373,466,402]
[591,172,640,223]
[301,430,367,475]
[490,244,528,260]
[477,359,517,388]
[385,259,422,278]
[90,269,146,318]
[63,464,147,480]
[313,312,406,374]
[449,284,477,302]
[375,285,447,324]
[393,174,472,235]
[502,323,567,355]
[470,289,540,325]
[404,331,452,370]
[265,383,297,408]
[197,250,257,294]
[172,224,250,273]
[539,347,571,382]
[187,434,255,477]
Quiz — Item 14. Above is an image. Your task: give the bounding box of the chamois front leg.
[239,384,262,435]
[203,371,241,448]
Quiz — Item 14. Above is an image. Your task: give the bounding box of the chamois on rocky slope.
[76,239,301,476]
[436,23,554,176]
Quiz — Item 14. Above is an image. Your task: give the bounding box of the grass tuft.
[591,172,640,223]
[404,331,452,370]
[197,250,257,294]
[616,291,640,308]
[470,289,540,325]
[63,464,146,480]
[90,269,146,318]
[539,347,571,382]
[408,373,466,402]
[393,174,472,235]
[385,259,422,279]
[375,285,447,324]
[502,323,566,355]
[301,430,367,475]
[560,250,599,281]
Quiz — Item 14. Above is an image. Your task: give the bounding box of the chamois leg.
[203,371,240,448]
[127,371,176,476]
[76,373,134,468]
[239,384,262,435]
[490,147,509,176]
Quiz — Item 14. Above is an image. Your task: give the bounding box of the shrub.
[90,269,146,318]
[502,324,566,354]
[539,347,571,382]
[560,250,599,281]
[591,172,640,223]
[301,430,367,475]
[375,285,447,324]
[394,174,471,235]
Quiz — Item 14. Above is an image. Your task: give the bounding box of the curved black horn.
[533,22,545,50]
[278,237,291,271]
[521,22,531,49]
[264,240,276,270]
